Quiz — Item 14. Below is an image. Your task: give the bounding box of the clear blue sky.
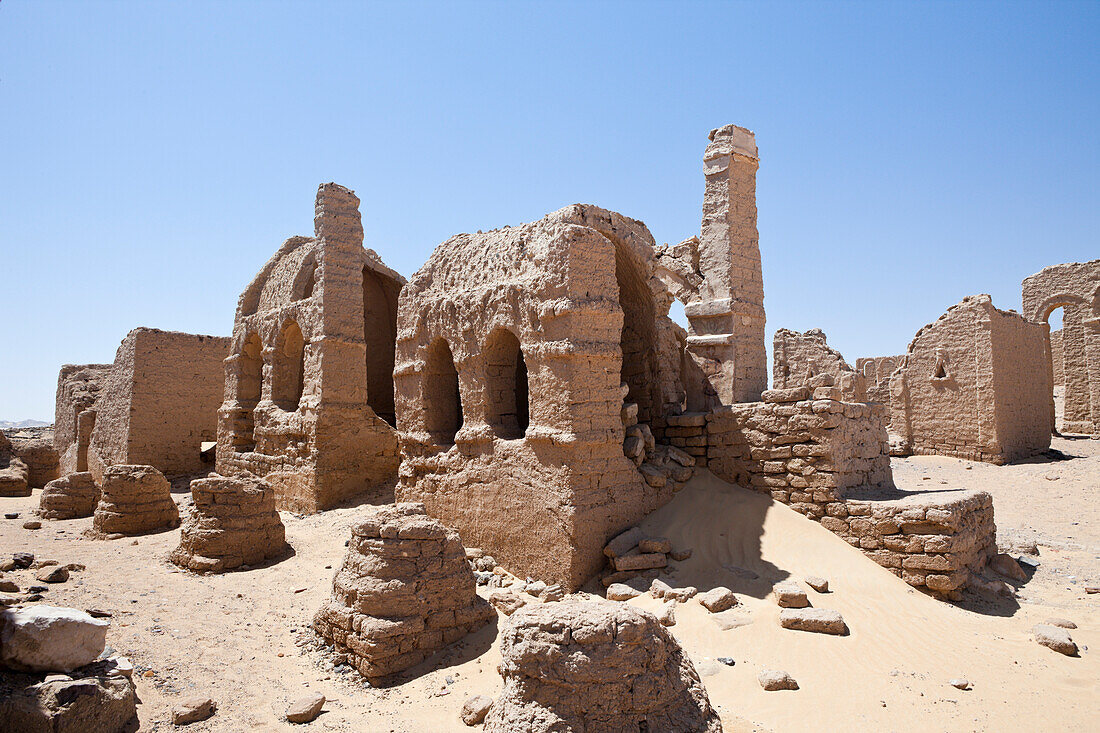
[2,1,1097,421]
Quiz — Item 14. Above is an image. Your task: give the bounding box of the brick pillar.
[685,124,766,405]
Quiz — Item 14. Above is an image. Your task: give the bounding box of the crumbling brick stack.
[706,384,893,516]
[822,491,995,600]
[171,475,288,572]
[703,385,995,598]
[485,599,722,733]
[92,464,180,537]
[772,328,866,401]
[313,503,494,683]
[0,432,31,497]
[9,437,60,489]
[38,472,99,519]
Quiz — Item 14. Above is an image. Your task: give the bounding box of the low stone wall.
[822,490,995,600]
[696,386,994,599]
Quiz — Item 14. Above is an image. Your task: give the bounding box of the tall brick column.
[685,124,767,404]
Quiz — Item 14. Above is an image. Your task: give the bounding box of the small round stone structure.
[92,464,180,537]
[484,599,722,733]
[38,472,100,519]
[313,502,494,683]
[170,474,288,572]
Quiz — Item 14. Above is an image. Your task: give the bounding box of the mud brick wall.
[822,491,996,600]
[704,386,892,519]
[664,413,708,466]
[701,386,993,598]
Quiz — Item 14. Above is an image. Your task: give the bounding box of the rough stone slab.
[779,608,848,635]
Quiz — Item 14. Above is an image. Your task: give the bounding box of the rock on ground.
[0,676,137,733]
[779,608,848,635]
[656,599,677,626]
[484,599,722,732]
[0,606,109,672]
[758,669,799,691]
[698,587,737,613]
[172,696,216,725]
[606,583,641,601]
[286,692,325,723]
[774,582,808,608]
[1032,624,1078,656]
[804,576,829,593]
[461,695,493,725]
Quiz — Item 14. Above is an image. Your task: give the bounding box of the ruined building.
[215,184,404,513]
[88,328,229,480]
[394,125,767,591]
[889,295,1052,464]
[53,328,228,482]
[855,354,903,407]
[1022,259,1100,437]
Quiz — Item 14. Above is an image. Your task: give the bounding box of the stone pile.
[0,431,31,497]
[600,526,692,587]
[91,464,180,537]
[484,599,722,732]
[38,473,99,520]
[313,502,494,683]
[170,474,288,573]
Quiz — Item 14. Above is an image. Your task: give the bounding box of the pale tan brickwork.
[215,183,404,512]
[313,503,493,683]
[88,328,230,481]
[1022,259,1100,436]
[855,355,903,407]
[171,474,288,573]
[654,124,766,408]
[1050,329,1064,386]
[54,363,112,475]
[394,204,697,591]
[889,295,1052,464]
[38,472,99,519]
[92,464,180,537]
[772,328,866,401]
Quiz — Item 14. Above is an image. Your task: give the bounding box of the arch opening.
[424,338,462,445]
[234,333,263,451]
[484,329,529,440]
[363,267,398,426]
[273,322,305,411]
[615,243,660,424]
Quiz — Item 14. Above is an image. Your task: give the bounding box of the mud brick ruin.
[38,472,99,519]
[855,354,903,407]
[171,475,287,572]
[485,600,722,733]
[92,464,180,537]
[215,184,404,513]
[1022,258,1100,437]
[772,328,866,401]
[88,328,229,480]
[0,431,31,497]
[888,295,1052,464]
[54,363,112,475]
[313,503,493,682]
[394,203,700,591]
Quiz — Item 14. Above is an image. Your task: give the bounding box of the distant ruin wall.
[1022,259,1100,436]
[772,328,866,401]
[1050,329,1064,386]
[54,363,112,475]
[890,295,1051,464]
[854,355,903,406]
[90,328,230,479]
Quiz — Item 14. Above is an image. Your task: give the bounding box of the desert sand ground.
[1,436,1097,732]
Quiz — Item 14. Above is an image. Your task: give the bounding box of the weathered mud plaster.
[216,183,405,512]
[1022,259,1100,436]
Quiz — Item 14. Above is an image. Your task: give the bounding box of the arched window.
[363,266,398,426]
[615,243,660,423]
[484,329,529,439]
[424,338,461,445]
[273,321,305,411]
[232,333,264,452]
